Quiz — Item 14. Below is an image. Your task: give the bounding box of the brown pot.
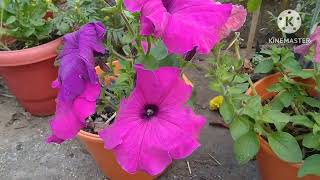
[247,72,319,180]
[0,38,62,116]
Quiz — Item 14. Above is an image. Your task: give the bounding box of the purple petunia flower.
[47,22,106,144]
[124,0,246,55]
[99,65,206,175]
[294,26,320,63]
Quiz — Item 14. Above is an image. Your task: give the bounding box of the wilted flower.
[99,65,205,175]
[124,0,246,55]
[47,22,106,143]
[294,26,320,63]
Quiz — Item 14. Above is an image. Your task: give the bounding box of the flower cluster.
[47,0,247,176]
[124,0,246,55]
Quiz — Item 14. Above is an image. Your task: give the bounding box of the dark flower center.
[161,0,172,12]
[142,104,159,119]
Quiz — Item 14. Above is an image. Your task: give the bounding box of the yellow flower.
[46,0,52,4]
[209,96,224,111]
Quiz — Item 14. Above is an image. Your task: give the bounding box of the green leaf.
[302,133,320,149]
[150,40,168,60]
[309,113,320,125]
[289,71,314,79]
[159,54,181,67]
[247,0,262,13]
[230,116,251,140]
[242,96,262,119]
[209,81,223,94]
[282,57,302,72]
[254,59,273,74]
[122,45,131,56]
[304,97,320,109]
[234,131,260,164]
[313,124,320,135]
[268,132,303,163]
[229,83,249,94]
[263,109,289,130]
[24,27,35,37]
[5,16,16,25]
[267,83,285,92]
[263,109,291,124]
[270,95,285,111]
[291,116,314,128]
[298,154,320,177]
[219,98,235,124]
[278,91,293,107]
[142,55,159,70]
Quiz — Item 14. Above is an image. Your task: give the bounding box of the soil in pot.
[248,72,320,180]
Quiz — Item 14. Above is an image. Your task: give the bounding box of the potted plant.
[46,0,246,179]
[0,0,106,116]
[208,28,320,179]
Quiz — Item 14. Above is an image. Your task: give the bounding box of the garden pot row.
[247,72,318,180]
[0,38,61,116]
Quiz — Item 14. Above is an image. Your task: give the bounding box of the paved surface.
[0,63,259,180]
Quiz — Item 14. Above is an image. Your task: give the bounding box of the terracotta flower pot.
[247,72,319,180]
[0,38,62,116]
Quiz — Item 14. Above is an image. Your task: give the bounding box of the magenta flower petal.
[295,26,320,63]
[58,21,106,101]
[47,101,84,142]
[127,0,233,54]
[99,65,205,175]
[124,0,145,12]
[47,22,106,144]
[47,83,100,143]
[218,5,247,40]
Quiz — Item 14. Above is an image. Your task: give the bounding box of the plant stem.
[291,102,301,115]
[106,112,117,124]
[247,76,258,96]
[111,48,131,61]
[146,36,151,55]
[120,12,134,36]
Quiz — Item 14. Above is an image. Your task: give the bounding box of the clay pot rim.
[0,37,62,67]
[247,72,317,169]
[78,130,103,143]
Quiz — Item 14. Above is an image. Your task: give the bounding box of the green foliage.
[247,0,262,13]
[208,45,320,177]
[298,155,320,177]
[0,0,108,49]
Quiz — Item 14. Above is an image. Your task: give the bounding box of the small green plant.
[208,41,320,177]
[0,0,108,50]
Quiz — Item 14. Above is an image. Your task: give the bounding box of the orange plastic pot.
[0,38,62,116]
[247,72,319,180]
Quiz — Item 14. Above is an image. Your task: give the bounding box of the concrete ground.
[0,62,259,180]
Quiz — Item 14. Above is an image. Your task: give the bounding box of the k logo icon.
[277,9,302,34]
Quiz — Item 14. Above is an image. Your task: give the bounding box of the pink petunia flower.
[124,0,246,55]
[218,5,247,41]
[99,65,206,175]
[294,26,320,63]
[47,22,106,143]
